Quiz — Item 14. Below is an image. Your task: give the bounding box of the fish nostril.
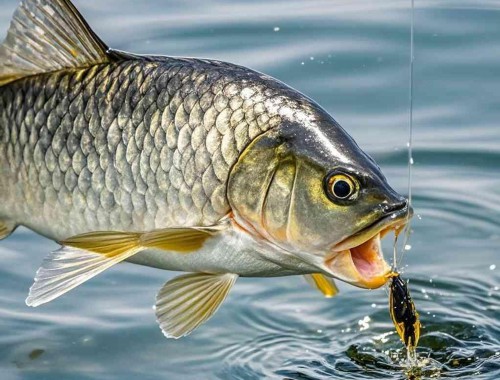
[382,199,408,214]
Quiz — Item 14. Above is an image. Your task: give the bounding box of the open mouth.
[324,207,411,289]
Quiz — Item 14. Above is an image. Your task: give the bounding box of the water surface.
[0,0,499,379]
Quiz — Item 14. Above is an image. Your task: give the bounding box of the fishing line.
[401,0,415,263]
[388,3,421,367]
[394,0,415,270]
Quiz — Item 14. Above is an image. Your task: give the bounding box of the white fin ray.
[0,0,110,86]
[155,273,238,339]
[26,245,141,307]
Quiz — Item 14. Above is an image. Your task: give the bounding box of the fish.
[389,273,421,350]
[0,0,412,339]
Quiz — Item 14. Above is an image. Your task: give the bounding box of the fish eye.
[324,171,358,202]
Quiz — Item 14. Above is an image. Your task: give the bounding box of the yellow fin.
[26,225,227,307]
[0,220,16,240]
[61,226,220,255]
[304,274,339,298]
[155,273,238,339]
[0,0,110,86]
[140,228,220,252]
[61,231,140,257]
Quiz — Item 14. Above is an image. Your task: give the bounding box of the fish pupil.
[333,180,351,198]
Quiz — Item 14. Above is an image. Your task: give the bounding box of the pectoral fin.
[304,274,339,298]
[155,273,238,339]
[61,226,220,255]
[26,244,142,307]
[26,225,225,307]
[0,220,16,240]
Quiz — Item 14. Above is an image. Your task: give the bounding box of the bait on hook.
[388,272,421,353]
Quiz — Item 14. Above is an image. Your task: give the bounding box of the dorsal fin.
[0,0,111,86]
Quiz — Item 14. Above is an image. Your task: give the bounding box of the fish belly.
[0,58,286,241]
[129,242,314,277]
[126,226,319,276]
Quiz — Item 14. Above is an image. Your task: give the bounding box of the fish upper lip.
[333,204,412,252]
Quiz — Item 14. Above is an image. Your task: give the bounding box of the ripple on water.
[0,1,499,379]
[217,274,500,379]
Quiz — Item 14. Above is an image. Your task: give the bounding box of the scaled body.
[0,0,411,339]
[0,58,318,239]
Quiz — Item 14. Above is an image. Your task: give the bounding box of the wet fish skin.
[0,55,321,240]
[0,0,414,339]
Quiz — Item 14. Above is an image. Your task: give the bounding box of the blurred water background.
[0,0,499,379]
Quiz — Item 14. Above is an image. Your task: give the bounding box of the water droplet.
[317,329,322,333]
[300,61,305,65]
[358,316,371,331]
[404,244,412,250]
[371,303,377,308]
[490,264,496,270]
[410,157,414,165]
[309,56,314,61]
[273,26,280,32]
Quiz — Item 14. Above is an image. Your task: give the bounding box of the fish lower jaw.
[324,232,391,289]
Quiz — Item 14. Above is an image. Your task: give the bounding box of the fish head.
[228,116,412,289]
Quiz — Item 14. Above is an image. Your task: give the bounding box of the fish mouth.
[324,206,411,289]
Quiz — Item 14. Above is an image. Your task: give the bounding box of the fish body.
[0,0,411,338]
[0,58,313,239]
[0,57,321,276]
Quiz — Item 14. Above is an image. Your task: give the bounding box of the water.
[0,0,499,379]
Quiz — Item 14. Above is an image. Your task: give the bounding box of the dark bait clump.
[389,273,421,349]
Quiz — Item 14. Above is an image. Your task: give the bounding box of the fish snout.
[380,192,413,219]
[381,198,406,214]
